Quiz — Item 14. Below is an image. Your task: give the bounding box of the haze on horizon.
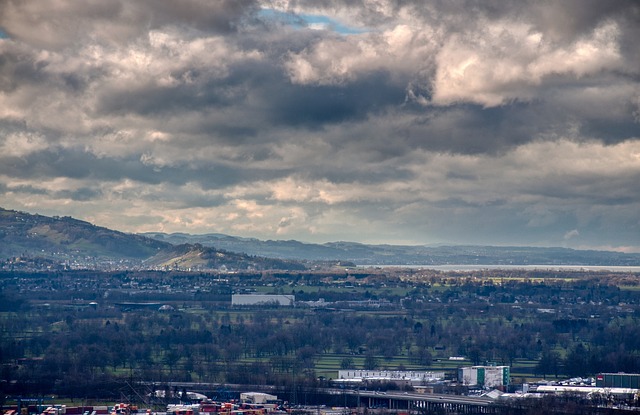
[0,1,639,252]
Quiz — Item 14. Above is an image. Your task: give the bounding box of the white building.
[231,294,294,306]
[240,392,278,404]
[338,370,445,385]
[458,365,510,388]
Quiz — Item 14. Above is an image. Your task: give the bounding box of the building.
[458,366,510,388]
[337,370,445,386]
[536,385,640,402]
[231,294,294,306]
[596,373,640,389]
[240,392,278,405]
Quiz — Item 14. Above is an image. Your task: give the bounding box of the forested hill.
[0,207,170,260]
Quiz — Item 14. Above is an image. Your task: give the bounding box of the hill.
[143,232,640,266]
[0,207,170,262]
[142,243,307,271]
[0,208,310,271]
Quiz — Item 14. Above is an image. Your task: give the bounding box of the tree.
[535,350,560,379]
[411,347,432,366]
[164,348,181,374]
[468,347,483,365]
[340,357,355,370]
[564,344,588,377]
[363,352,378,370]
[296,346,317,370]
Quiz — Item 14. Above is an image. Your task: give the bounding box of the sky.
[0,1,639,252]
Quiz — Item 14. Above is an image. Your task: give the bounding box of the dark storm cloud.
[92,46,268,118]
[303,160,415,185]
[265,71,406,127]
[522,167,640,206]
[405,98,640,155]
[135,0,260,33]
[53,188,103,201]
[0,144,303,194]
[582,118,640,144]
[0,149,172,184]
[1,184,48,196]
[403,105,542,155]
[0,42,52,91]
[523,0,640,42]
[95,80,240,117]
[0,0,259,48]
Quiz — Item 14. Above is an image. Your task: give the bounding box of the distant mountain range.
[2,207,640,271]
[142,232,640,267]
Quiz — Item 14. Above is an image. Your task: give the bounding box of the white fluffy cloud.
[285,24,439,85]
[433,19,623,106]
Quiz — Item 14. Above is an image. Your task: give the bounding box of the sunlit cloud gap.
[258,8,368,34]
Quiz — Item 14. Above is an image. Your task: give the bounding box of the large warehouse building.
[231,294,295,306]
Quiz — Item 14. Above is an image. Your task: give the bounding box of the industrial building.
[458,365,510,388]
[239,392,279,405]
[231,294,294,306]
[336,370,445,387]
[596,373,640,389]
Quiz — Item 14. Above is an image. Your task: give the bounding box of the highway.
[351,390,494,407]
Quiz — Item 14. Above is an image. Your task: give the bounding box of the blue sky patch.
[259,9,366,34]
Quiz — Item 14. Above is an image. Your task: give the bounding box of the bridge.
[333,389,498,414]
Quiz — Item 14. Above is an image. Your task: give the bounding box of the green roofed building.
[596,373,640,389]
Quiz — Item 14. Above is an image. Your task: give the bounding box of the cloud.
[432,19,623,107]
[564,229,580,241]
[0,0,639,252]
[0,0,258,49]
[285,24,439,86]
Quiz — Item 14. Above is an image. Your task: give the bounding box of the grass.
[226,346,525,384]
[250,283,415,297]
[619,285,640,291]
